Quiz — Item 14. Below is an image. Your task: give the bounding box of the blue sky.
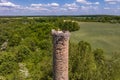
[0,0,120,15]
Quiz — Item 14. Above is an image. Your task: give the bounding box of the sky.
[0,0,120,15]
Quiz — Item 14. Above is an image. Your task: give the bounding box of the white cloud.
[0,0,119,15]
[60,8,67,11]
[94,2,100,5]
[25,7,49,11]
[0,0,20,9]
[105,0,120,2]
[76,0,99,5]
[105,0,120,4]
[76,0,87,4]
[64,3,79,10]
[50,3,59,7]
[26,3,60,12]
[0,2,19,7]
[81,5,98,10]
[108,2,116,4]
[31,3,59,7]
[31,4,43,7]
[68,7,77,10]
[0,0,7,3]
[86,2,99,5]
[104,7,110,9]
[31,3,79,12]
[81,6,87,9]
[79,5,99,15]
[64,3,78,7]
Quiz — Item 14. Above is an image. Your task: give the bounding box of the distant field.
[71,22,120,55]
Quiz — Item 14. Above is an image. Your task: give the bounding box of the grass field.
[71,22,120,55]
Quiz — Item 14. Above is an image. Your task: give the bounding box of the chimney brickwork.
[52,30,70,80]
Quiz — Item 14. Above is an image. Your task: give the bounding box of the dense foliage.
[0,16,120,80]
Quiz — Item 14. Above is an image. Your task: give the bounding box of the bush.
[14,45,31,62]
[56,21,80,32]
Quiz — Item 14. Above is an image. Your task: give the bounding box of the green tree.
[69,41,97,80]
[14,45,31,62]
[56,20,80,32]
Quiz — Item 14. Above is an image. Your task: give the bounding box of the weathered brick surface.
[52,30,70,80]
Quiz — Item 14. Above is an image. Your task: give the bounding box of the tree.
[14,45,31,62]
[69,41,97,80]
[0,52,18,76]
[56,20,80,32]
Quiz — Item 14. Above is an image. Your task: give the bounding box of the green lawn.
[71,22,120,54]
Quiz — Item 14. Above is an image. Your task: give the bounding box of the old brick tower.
[52,30,70,80]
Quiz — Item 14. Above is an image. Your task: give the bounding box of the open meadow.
[71,22,120,55]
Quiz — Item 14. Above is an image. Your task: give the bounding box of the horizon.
[0,14,120,17]
[0,0,120,16]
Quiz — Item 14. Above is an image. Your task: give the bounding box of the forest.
[0,16,120,80]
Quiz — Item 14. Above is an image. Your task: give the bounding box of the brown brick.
[52,30,70,80]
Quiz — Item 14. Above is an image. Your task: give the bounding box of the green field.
[71,22,120,54]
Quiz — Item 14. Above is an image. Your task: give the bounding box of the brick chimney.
[52,29,70,80]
